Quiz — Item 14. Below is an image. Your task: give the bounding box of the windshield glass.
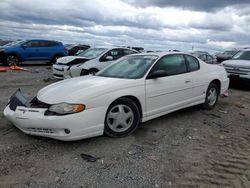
[233,51,250,60]
[77,48,107,59]
[97,55,158,79]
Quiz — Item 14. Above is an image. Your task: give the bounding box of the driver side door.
[145,54,193,118]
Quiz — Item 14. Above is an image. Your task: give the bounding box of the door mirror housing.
[148,70,168,79]
[105,56,113,61]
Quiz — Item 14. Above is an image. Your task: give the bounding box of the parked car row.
[1,38,249,142]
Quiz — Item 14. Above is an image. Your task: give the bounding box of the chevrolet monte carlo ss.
[4,52,229,141]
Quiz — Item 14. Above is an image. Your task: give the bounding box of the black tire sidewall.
[6,55,20,66]
[104,98,140,137]
[51,55,62,64]
[204,83,219,110]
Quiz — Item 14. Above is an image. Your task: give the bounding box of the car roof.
[28,39,60,43]
[90,46,138,51]
[128,51,197,58]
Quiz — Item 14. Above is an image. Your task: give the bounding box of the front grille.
[25,127,55,134]
[30,97,51,108]
[224,66,250,75]
[54,67,64,71]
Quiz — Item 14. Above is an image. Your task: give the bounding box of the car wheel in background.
[51,55,62,64]
[89,68,99,75]
[6,55,20,66]
[203,83,219,110]
[104,98,140,137]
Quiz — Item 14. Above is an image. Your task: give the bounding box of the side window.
[151,54,187,76]
[185,55,200,72]
[123,49,137,55]
[199,54,207,61]
[207,55,213,61]
[102,49,122,61]
[25,41,41,47]
[39,41,47,47]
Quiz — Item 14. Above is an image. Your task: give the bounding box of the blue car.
[0,39,68,66]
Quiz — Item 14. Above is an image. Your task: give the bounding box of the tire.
[104,98,140,137]
[203,83,219,110]
[51,55,62,64]
[89,69,99,75]
[5,54,20,66]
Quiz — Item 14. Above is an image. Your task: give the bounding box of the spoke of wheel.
[109,111,118,119]
[124,111,133,120]
[118,105,125,114]
[109,119,119,129]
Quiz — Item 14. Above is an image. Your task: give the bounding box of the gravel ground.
[0,64,250,188]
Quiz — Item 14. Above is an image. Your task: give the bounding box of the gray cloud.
[0,0,250,52]
[124,0,250,12]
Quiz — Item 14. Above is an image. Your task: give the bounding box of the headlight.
[48,103,85,115]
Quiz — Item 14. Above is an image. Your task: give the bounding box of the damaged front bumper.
[3,90,105,141]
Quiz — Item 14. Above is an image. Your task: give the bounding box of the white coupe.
[4,52,229,141]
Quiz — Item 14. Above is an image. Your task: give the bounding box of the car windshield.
[232,51,250,60]
[96,55,158,79]
[77,48,107,59]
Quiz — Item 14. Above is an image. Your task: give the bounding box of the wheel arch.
[110,95,143,121]
[6,52,22,61]
[209,79,221,94]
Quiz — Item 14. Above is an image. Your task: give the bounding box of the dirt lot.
[0,64,250,188]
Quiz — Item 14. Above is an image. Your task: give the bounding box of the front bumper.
[3,90,105,141]
[52,64,71,79]
[224,66,250,80]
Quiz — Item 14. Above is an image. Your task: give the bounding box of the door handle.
[185,80,191,83]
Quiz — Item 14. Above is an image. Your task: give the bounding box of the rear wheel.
[104,98,140,137]
[6,55,20,66]
[203,83,219,110]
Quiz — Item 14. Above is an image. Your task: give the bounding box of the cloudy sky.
[0,0,250,52]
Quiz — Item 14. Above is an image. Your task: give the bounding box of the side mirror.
[148,70,168,79]
[105,56,113,61]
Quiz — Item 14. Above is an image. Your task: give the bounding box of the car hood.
[223,60,250,68]
[56,56,90,65]
[37,76,142,104]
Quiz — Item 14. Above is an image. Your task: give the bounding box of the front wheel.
[104,98,140,137]
[51,55,62,64]
[203,83,219,110]
[6,55,20,66]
